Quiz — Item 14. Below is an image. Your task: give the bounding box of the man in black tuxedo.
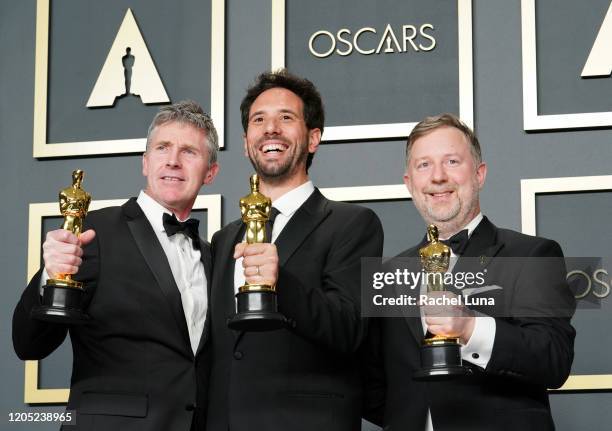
[206,70,384,431]
[13,101,220,431]
[364,114,575,430]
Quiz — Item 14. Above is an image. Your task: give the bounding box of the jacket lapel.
[196,241,213,356]
[274,188,330,266]
[213,220,246,324]
[200,240,212,286]
[453,216,503,274]
[122,198,192,355]
[396,245,427,346]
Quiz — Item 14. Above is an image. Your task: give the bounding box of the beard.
[414,177,481,233]
[248,137,309,183]
[424,198,461,223]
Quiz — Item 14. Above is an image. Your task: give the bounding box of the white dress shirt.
[423,213,496,431]
[233,181,315,294]
[137,191,207,355]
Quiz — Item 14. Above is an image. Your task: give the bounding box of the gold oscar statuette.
[240,174,273,271]
[228,174,287,331]
[413,224,468,379]
[32,170,92,323]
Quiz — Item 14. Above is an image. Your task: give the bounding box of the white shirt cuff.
[461,315,496,369]
[39,269,51,296]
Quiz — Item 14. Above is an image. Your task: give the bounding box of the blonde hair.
[406,113,481,165]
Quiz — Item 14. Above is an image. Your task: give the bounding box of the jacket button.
[185,403,196,411]
[234,350,243,360]
[472,353,480,359]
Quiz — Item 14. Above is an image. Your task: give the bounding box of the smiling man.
[206,70,384,431]
[364,113,576,431]
[13,101,219,431]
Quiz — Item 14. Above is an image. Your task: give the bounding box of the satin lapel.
[274,189,330,266]
[214,220,246,343]
[196,241,212,356]
[197,313,210,356]
[200,240,212,287]
[122,198,192,353]
[396,246,426,346]
[213,221,245,323]
[454,216,503,274]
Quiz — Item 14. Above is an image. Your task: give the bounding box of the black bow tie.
[441,229,469,255]
[163,213,200,250]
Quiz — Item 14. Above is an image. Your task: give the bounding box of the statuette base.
[413,339,468,381]
[228,289,286,331]
[31,280,89,324]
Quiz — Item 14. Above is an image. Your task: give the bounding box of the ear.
[243,134,249,158]
[203,162,220,185]
[307,128,322,154]
[403,171,413,194]
[476,162,487,189]
[142,153,148,177]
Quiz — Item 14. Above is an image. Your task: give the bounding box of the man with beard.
[364,113,575,431]
[206,70,384,431]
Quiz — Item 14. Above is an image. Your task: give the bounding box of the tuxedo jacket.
[13,198,212,431]
[206,189,384,431]
[364,217,576,431]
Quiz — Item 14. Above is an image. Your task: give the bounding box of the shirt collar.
[137,190,193,233]
[463,212,483,238]
[438,213,483,241]
[272,181,315,217]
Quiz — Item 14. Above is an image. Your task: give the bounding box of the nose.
[264,117,281,135]
[165,146,181,167]
[431,162,448,183]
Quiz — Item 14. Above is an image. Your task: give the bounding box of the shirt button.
[234,350,243,360]
[472,353,480,359]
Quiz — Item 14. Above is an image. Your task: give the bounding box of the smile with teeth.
[428,191,453,198]
[261,143,287,153]
[161,176,184,182]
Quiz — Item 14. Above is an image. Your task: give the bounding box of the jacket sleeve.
[486,239,576,388]
[275,207,384,354]
[12,225,101,360]
[360,317,386,426]
[12,270,70,360]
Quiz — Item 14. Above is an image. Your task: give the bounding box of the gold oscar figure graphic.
[228,174,287,331]
[413,224,467,379]
[32,170,92,323]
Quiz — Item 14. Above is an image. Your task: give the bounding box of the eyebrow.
[153,141,199,151]
[182,142,201,151]
[414,152,462,160]
[278,108,297,115]
[249,108,298,120]
[443,153,462,158]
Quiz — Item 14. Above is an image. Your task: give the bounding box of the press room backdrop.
[1,0,611,430]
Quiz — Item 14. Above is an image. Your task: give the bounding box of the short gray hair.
[406,113,482,166]
[146,100,219,165]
